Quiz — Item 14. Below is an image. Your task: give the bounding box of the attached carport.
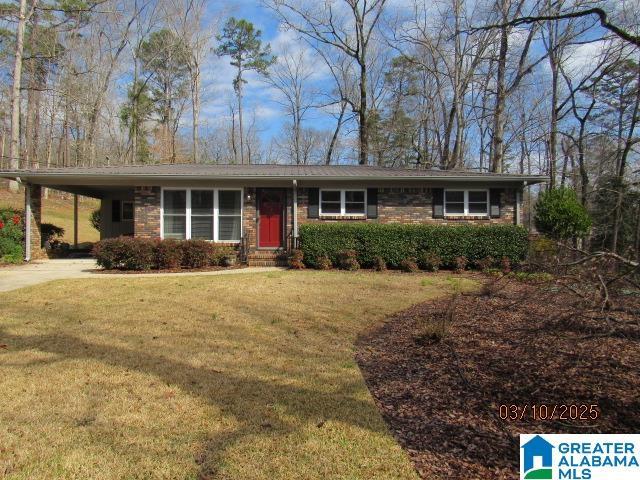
[1,172,136,261]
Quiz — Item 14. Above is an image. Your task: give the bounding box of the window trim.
[160,187,243,242]
[444,189,489,216]
[319,189,367,217]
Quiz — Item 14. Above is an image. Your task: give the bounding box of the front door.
[258,190,284,248]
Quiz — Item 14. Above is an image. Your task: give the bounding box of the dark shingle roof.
[0,163,548,182]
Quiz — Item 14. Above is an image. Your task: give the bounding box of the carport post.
[24,183,31,262]
[73,194,78,249]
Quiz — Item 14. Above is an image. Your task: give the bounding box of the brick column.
[243,188,257,252]
[134,186,161,238]
[24,184,45,261]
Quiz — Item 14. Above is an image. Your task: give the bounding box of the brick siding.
[134,186,161,238]
[132,185,520,251]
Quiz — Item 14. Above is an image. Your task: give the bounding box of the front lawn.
[0,271,474,479]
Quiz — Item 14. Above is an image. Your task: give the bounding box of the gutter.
[0,172,550,183]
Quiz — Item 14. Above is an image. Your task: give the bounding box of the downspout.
[292,179,298,249]
[24,181,31,262]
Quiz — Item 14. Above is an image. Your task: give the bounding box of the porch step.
[247,250,289,267]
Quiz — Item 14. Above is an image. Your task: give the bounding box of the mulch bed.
[94,265,246,274]
[356,277,640,479]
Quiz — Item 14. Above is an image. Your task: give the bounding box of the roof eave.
[0,172,549,184]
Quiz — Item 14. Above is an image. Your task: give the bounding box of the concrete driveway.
[0,259,283,293]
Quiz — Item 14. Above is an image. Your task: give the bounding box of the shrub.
[181,240,216,268]
[93,237,155,270]
[453,256,468,273]
[418,252,442,272]
[316,255,332,270]
[475,256,495,271]
[337,249,359,271]
[94,237,237,270]
[41,223,65,247]
[0,208,24,263]
[156,239,183,269]
[299,224,528,269]
[400,257,419,272]
[0,237,23,263]
[500,256,511,274]
[289,249,305,269]
[90,209,101,231]
[372,255,386,271]
[534,187,591,240]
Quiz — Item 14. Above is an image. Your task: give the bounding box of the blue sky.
[197,0,336,143]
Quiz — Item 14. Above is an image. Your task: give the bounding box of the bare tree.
[269,0,389,165]
[262,48,316,164]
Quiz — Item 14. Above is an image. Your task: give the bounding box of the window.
[320,190,366,216]
[218,190,242,241]
[444,190,488,216]
[163,190,187,239]
[162,189,242,242]
[190,190,214,240]
[122,201,134,221]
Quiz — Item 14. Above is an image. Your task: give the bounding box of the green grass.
[0,185,99,245]
[0,271,476,479]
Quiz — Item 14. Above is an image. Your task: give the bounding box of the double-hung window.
[320,189,366,216]
[218,190,242,241]
[162,189,242,241]
[444,190,488,216]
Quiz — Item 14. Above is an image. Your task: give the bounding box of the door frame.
[257,188,287,249]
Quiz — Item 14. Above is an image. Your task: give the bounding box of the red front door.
[259,190,284,248]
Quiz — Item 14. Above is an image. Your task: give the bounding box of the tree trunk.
[491,22,508,173]
[8,0,30,190]
[358,59,368,165]
[191,61,200,163]
[611,68,640,253]
[326,101,346,165]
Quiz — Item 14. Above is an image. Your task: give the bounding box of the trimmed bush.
[400,257,419,272]
[453,256,468,273]
[181,240,216,268]
[475,256,495,271]
[299,224,529,269]
[156,239,183,269]
[500,256,511,274]
[337,249,359,271]
[372,255,386,271]
[289,249,305,269]
[316,254,332,270]
[418,252,442,272]
[93,237,236,270]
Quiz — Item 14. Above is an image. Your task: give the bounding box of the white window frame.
[160,187,243,242]
[444,189,489,216]
[319,189,367,217]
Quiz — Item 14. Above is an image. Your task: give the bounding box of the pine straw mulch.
[356,276,640,480]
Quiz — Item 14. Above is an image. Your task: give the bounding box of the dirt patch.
[356,277,640,479]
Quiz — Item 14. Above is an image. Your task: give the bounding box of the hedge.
[93,237,236,270]
[298,223,529,268]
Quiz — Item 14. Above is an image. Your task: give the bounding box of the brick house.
[1,164,547,264]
